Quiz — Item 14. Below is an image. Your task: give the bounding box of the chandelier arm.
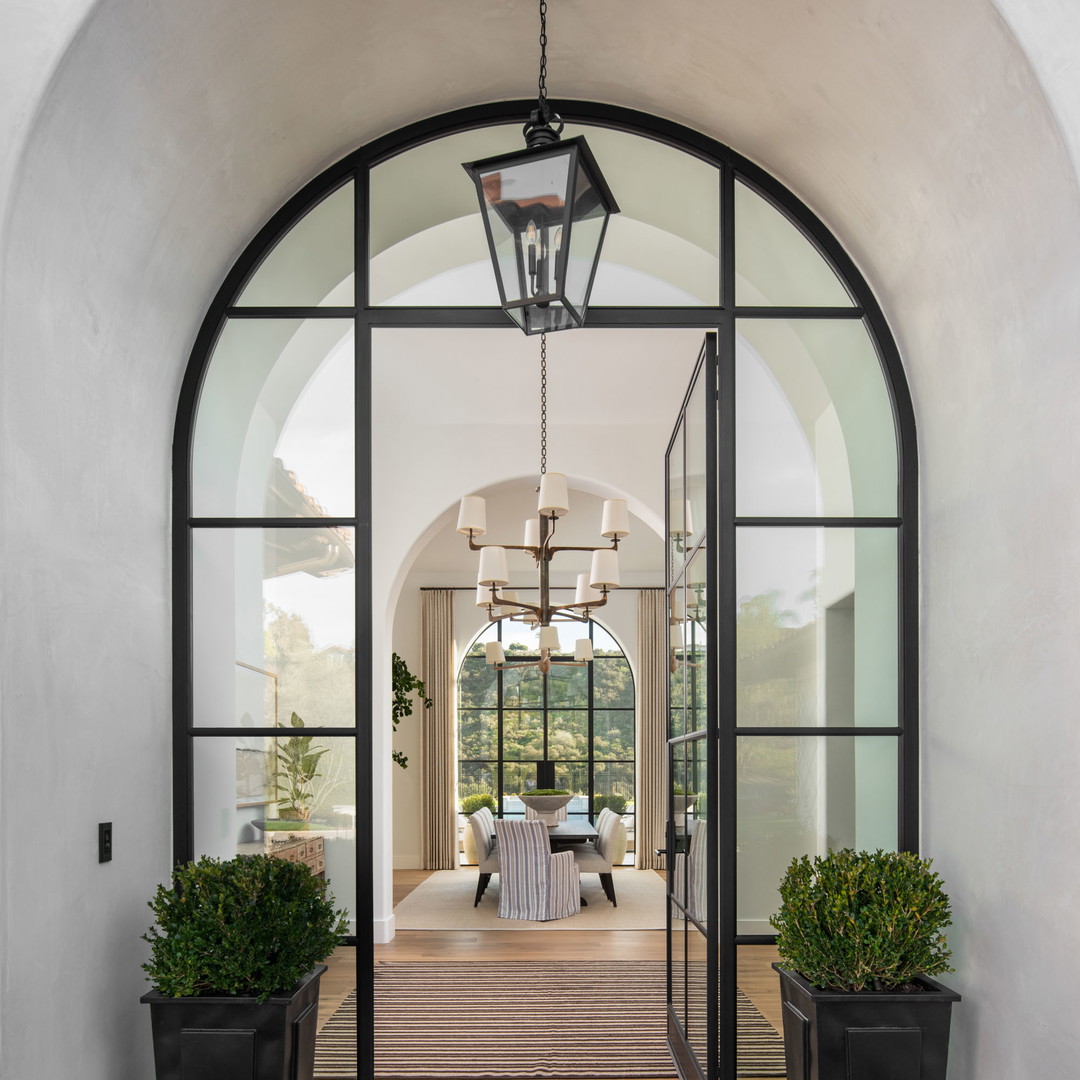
[491,595,545,618]
[558,598,607,614]
[544,541,619,556]
[467,536,539,556]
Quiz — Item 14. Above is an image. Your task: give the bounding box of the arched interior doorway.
[173,101,916,1080]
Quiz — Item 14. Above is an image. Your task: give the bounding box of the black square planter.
[773,964,960,1080]
[141,964,326,1080]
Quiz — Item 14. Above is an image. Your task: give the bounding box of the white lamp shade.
[476,585,494,608]
[477,546,510,586]
[523,518,541,550]
[539,625,561,652]
[590,547,621,589]
[457,495,487,536]
[669,593,685,623]
[538,472,569,517]
[574,572,602,606]
[574,638,594,662]
[601,498,630,539]
[499,590,521,615]
[684,501,694,537]
[485,641,506,665]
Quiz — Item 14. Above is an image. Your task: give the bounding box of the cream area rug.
[393,869,666,930]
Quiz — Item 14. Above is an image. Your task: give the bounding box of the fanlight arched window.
[175,100,916,1080]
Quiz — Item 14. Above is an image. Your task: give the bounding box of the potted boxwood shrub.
[141,853,348,1080]
[460,793,498,864]
[770,848,960,1080]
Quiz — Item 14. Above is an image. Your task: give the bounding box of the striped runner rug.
[314,960,786,1079]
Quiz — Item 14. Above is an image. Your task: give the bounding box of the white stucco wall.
[2,1,1080,1078]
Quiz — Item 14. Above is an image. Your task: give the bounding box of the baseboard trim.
[373,913,395,944]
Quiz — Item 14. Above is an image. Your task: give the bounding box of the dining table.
[491,818,597,848]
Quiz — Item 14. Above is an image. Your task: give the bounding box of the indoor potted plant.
[141,853,347,1080]
[271,710,329,825]
[770,848,960,1080]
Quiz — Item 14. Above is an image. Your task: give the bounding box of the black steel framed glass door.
[666,335,718,1079]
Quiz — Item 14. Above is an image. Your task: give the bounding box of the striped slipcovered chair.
[470,806,500,907]
[671,817,708,922]
[567,807,627,906]
[493,818,580,921]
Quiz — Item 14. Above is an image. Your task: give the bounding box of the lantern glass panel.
[564,160,607,316]
[475,151,572,309]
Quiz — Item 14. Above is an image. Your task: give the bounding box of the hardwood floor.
[320,870,785,1044]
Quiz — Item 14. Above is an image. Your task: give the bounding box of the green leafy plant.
[142,855,348,1002]
[273,711,329,821]
[460,793,498,817]
[770,849,953,992]
[392,652,433,770]
[594,793,628,815]
[520,789,570,796]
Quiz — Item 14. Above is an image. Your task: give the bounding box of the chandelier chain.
[539,333,548,475]
[537,0,550,121]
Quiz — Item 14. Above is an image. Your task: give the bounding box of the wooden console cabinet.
[267,833,325,879]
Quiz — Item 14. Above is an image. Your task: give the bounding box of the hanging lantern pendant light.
[461,0,620,335]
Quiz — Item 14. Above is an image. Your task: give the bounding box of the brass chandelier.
[457,335,628,673]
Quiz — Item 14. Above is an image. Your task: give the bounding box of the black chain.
[539,333,548,475]
[537,0,550,122]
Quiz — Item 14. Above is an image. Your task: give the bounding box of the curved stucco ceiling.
[2,0,1079,513]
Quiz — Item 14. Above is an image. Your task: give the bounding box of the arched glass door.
[175,102,916,1080]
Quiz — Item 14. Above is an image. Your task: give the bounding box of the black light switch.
[98,822,112,863]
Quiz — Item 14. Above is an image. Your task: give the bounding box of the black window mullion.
[354,155,373,1080]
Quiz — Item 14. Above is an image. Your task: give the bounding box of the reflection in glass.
[734,181,853,307]
[192,319,354,517]
[669,420,686,576]
[564,124,720,306]
[369,125,516,306]
[192,528,355,728]
[669,581,686,739]
[193,736,357,935]
[670,901,688,1035]
[684,549,708,735]
[736,529,897,727]
[686,926,709,1065]
[236,183,355,307]
[735,319,897,517]
[736,735,897,933]
[684,369,707,554]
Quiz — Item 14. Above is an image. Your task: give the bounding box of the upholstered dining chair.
[567,807,628,906]
[493,818,580,921]
[470,806,500,906]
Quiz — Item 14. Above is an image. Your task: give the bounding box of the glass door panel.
[667,337,717,1080]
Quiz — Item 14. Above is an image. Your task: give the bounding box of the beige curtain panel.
[420,589,457,869]
[636,589,667,870]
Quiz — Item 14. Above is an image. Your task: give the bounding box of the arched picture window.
[458,619,635,854]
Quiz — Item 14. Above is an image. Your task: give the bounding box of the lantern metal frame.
[461,135,620,334]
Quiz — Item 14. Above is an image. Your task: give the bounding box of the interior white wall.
[1,1,1080,1079]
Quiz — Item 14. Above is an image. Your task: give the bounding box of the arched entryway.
[173,101,916,1080]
